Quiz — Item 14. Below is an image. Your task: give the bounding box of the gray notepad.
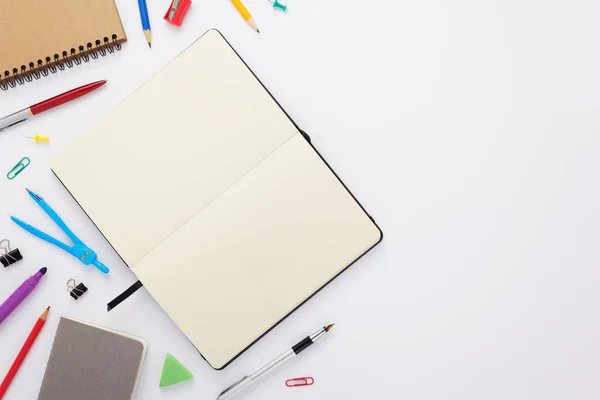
[37,317,147,400]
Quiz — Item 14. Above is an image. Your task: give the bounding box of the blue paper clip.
[7,157,30,180]
[10,188,109,274]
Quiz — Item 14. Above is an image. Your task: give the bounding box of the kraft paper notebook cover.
[0,0,126,90]
[37,317,146,400]
[51,29,383,369]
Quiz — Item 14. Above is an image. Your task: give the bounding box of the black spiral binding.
[0,34,122,91]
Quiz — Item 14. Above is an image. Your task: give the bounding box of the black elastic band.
[107,280,143,311]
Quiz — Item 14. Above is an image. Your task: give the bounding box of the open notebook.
[51,30,382,369]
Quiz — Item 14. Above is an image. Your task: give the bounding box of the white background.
[1,0,600,399]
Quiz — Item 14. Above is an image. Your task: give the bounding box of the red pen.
[0,80,106,133]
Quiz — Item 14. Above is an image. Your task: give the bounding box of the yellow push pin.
[25,134,50,143]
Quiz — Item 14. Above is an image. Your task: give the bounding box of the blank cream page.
[132,134,382,369]
[51,30,298,265]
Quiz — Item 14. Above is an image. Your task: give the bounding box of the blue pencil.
[137,0,152,48]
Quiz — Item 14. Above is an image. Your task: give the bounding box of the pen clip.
[0,119,26,132]
[218,375,248,397]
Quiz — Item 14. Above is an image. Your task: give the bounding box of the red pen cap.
[29,80,106,115]
[164,0,192,27]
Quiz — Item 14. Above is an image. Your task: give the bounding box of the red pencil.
[0,306,50,399]
[0,80,106,133]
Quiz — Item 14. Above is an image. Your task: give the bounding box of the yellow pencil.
[230,0,259,33]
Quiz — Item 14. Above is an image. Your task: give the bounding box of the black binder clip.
[0,239,23,267]
[67,279,88,300]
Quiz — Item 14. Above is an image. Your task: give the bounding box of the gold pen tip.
[325,324,335,331]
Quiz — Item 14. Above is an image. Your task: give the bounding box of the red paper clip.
[285,377,315,387]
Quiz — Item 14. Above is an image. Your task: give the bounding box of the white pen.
[216,324,335,400]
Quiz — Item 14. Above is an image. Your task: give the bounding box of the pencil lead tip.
[40,306,50,320]
[148,43,152,49]
[257,29,260,33]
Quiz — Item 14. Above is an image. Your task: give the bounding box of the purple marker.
[0,267,47,326]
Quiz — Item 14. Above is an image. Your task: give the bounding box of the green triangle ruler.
[159,353,194,388]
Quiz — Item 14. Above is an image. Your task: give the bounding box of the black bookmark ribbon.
[107,280,144,311]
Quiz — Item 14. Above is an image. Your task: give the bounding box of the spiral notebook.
[52,30,382,369]
[0,0,126,90]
